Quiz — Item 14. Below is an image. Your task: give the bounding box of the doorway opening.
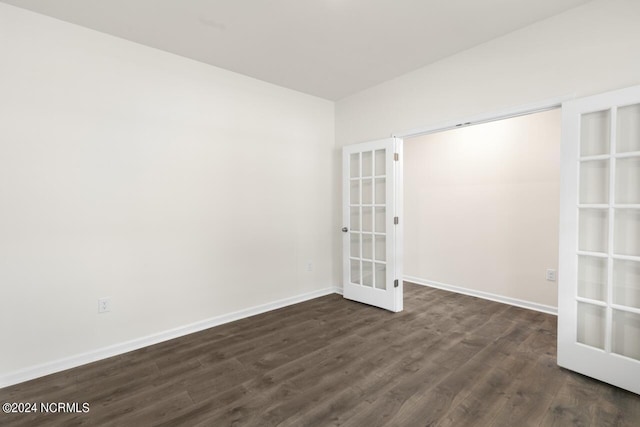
[402,108,562,314]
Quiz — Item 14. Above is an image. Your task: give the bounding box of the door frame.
[390,95,571,302]
[392,96,571,139]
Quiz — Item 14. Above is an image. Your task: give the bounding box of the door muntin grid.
[576,103,640,361]
[349,149,389,290]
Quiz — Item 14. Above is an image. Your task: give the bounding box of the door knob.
[341,227,348,232]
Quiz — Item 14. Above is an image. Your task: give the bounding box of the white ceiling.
[2,0,592,100]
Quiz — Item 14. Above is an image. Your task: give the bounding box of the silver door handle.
[341,227,348,232]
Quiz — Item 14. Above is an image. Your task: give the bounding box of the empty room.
[1,1,639,426]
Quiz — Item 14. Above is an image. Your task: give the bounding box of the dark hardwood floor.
[1,282,639,426]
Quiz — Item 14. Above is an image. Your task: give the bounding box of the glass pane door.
[559,85,640,396]
[342,138,402,313]
[576,104,640,361]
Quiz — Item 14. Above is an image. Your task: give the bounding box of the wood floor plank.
[437,355,531,427]
[489,353,567,427]
[338,361,452,427]
[540,367,640,427]
[101,390,194,427]
[1,282,638,427]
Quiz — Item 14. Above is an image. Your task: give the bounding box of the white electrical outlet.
[546,269,557,282]
[98,297,112,313]
[306,261,313,272]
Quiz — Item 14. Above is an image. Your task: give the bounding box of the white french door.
[558,85,640,394]
[342,138,403,312]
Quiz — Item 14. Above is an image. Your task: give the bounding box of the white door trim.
[392,95,572,139]
[393,137,404,312]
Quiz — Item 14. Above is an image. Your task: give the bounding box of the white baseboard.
[405,276,557,316]
[1,286,341,389]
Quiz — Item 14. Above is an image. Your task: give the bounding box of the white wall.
[334,0,640,292]
[404,110,561,308]
[0,4,334,382]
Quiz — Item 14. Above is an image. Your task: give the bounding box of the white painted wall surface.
[404,110,561,308]
[0,4,334,380]
[334,0,640,294]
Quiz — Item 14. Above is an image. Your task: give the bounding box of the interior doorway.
[402,108,562,313]
[395,84,640,395]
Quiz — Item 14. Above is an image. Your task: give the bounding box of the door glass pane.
[375,235,386,261]
[578,209,608,253]
[617,103,640,153]
[578,256,607,302]
[579,160,609,204]
[349,259,361,285]
[581,110,610,156]
[350,153,360,178]
[350,207,360,231]
[577,302,606,350]
[614,209,640,256]
[362,261,373,287]
[362,234,373,260]
[362,207,373,232]
[362,151,373,177]
[375,178,386,204]
[615,157,640,204]
[375,149,386,176]
[375,263,386,290]
[350,180,360,204]
[613,259,640,309]
[350,233,360,258]
[612,310,640,361]
[362,179,373,204]
[350,259,361,285]
[375,207,385,233]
